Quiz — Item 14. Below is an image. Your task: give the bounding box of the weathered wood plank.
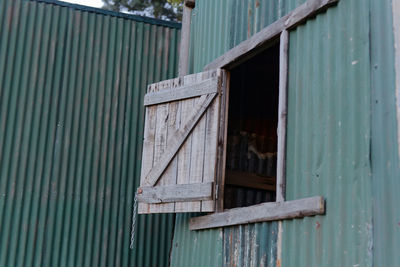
[201,99,219,212]
[276,30,289,202]
[204,0,339,70]
[149,94,169,213]
[186,74,209,211]
[138,83,158,213]
[144,77,218,106]
[155,78,182,212]
[214,70,229,212]
[143,92,217,187]
[139,70,222,213]
[178,5,192,76]
[175,73,203,212]
[189,196,325,230]
[225,170,276,191]
[137,182,213,204]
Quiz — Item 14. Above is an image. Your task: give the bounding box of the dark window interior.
[224,42,280,209]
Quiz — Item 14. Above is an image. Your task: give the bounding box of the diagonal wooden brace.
[143,92,218,187]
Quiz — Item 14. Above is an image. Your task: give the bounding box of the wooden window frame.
[189,0,339,230]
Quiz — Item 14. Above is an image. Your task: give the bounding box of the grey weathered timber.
[144,77,218,106]
[176,72,206,212]
[154,79,181,213]
[178,4,192,76]
[139,70,224,214]
[204,0,339,70]
[276,30,289,203]
[143,93,217,187]
[139,82,158,213]
[137,182,213,204]
[189,196,325,230]
[215,70,229,212]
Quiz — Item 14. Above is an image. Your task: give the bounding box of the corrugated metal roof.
[0,0,180,266]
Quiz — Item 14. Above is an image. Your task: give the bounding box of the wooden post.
[276,30,289,203]
[276,30,289,267]
[179,0,195,76]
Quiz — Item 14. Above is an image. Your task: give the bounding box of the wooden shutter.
[138,69,228,214]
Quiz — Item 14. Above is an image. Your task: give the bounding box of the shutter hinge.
[215,184,219,200]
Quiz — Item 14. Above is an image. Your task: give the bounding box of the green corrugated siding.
[0,1,180,266]
[188,0,286,74]
[173,0,399,266]
[283,0,373,265]
[170,213,223,267]
[370,0,400,266]
[173,1,286,266]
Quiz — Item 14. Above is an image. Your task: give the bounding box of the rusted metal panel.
[224,223,278,267]
[0,0,180,266]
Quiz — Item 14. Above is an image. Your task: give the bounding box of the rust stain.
[247,6,252,38]
[277,258,281,267]
[256,0,260,8]
[316,221,321,229]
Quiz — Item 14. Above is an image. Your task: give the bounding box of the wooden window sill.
[189,196,325,230]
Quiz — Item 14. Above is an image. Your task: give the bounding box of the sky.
[61,0,104,8]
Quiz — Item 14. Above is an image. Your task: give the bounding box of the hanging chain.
[130,192,138,250]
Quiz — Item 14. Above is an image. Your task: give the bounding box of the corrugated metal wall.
[282,0,373,265]
[370,0,400,266]
[172,0,399,266]
[172,1,285,266]
[0,1,180,266]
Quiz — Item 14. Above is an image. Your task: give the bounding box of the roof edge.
[29,0,182,29]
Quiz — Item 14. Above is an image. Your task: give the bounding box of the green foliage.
[167,0,183,6]
[102,0,183,21]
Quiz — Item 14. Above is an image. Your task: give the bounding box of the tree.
[102,0,183,21]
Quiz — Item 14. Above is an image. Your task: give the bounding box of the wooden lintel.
[189,196,325,230]
[204,0,339,70]
[137,182,213,204]
[144,77,218,106]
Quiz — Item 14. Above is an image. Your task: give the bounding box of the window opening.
[224,42,280,209]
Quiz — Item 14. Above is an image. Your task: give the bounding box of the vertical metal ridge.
[6,1,30,265]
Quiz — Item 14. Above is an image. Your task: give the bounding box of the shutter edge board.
[144,77,218,106]
[137,182,214,204]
